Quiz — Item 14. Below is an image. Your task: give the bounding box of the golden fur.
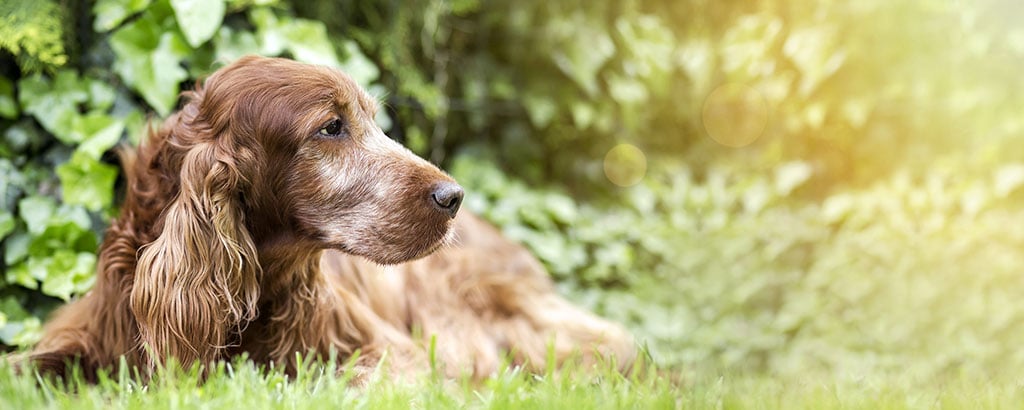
[23,56,635,380]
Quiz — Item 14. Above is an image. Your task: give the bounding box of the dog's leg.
[24,292,140,381]
[491,289,637,373]
[404,263,635,376]
[401,214,637,377]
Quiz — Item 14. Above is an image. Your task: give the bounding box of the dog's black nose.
[430,183,464,219]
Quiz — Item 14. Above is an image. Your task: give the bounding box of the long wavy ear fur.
[130,92,261,369]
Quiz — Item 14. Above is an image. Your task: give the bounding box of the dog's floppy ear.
[130,85,261,369]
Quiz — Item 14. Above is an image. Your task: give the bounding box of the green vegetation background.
[2,0,1024,384]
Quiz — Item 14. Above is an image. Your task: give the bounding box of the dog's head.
[184,55,462,264]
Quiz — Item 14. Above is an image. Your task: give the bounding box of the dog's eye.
[318,119,345,137]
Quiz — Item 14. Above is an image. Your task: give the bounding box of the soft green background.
[2,0,1024,386]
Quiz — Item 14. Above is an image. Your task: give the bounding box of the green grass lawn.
[2,357,1023,410]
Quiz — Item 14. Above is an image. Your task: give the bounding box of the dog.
[23,56,635,381]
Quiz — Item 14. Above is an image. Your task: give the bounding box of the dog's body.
[25,56,634,380]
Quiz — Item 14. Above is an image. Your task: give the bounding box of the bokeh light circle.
[702,83,769,148]
[604,144,647,187]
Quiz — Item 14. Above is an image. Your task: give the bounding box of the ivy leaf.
[0,297,41,346]
[18,196,56,235]
[543,193,578,225]
[56,152,119,212]
[606,73,649,106]
[250,7,287,55]
[286,20,340,67]
[214,25,261,63]
[26,207,96,259]
[171,0,225,48]
[4,231,30,265]
[0,77,17,119]
[40,250,97,300]
[546,11,615,96]
[5,317,41,346]
[0,211,13,240]
[4,261,37,289]
[0,154,16,185]
[251,8,341,68]
[87,77,117,111]
[94,0,153,32]
[110,12,190,116]
[76,114,125,159]
[522,92,557,128]
[17,71,117,145]
[18,71,88,141]
[339,41,380,87]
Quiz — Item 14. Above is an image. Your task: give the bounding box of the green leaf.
[0,316,42,346]
[252,8,342,68]
[41,250,96,300]
[543,193,578,225]
[18,196,56,235]
[76,114,125,159]
[171,0,225,48]
[57,152,119,211]
[0,211,14,240]
[0,76,17,119]
[4,231,30,265]
[0,0,68,72]
[607,73,649,106]
[94,0,153,32]
[0,297,29,322]
[570,103,595,129]
[18,71,87,141]
[249,7,285,55]
[339,41,380,87]
[87,77,117,111]
[5,261,37,289]
[16,71,118,145]
[0,297,41,346]
[547,11,615,96]
[110,12,190,116]
[286,21,340,67]
[25,207,96,259]
[214,26,261,63]
[522,92,557,128]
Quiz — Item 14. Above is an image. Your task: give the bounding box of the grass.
[2,355,1024,410]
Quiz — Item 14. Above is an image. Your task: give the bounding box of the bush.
[454,154,1024,379]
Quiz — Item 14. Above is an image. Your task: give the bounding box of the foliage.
[301,0,1024,193]
[0,0,68,73]
[455,153,1024,380]
[3,0,1024,391]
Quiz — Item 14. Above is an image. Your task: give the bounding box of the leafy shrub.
[0,0,68,73]
[3,0,1024,384]
[454,153,1024,379]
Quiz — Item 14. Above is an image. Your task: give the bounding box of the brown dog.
[25,56,634,380]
